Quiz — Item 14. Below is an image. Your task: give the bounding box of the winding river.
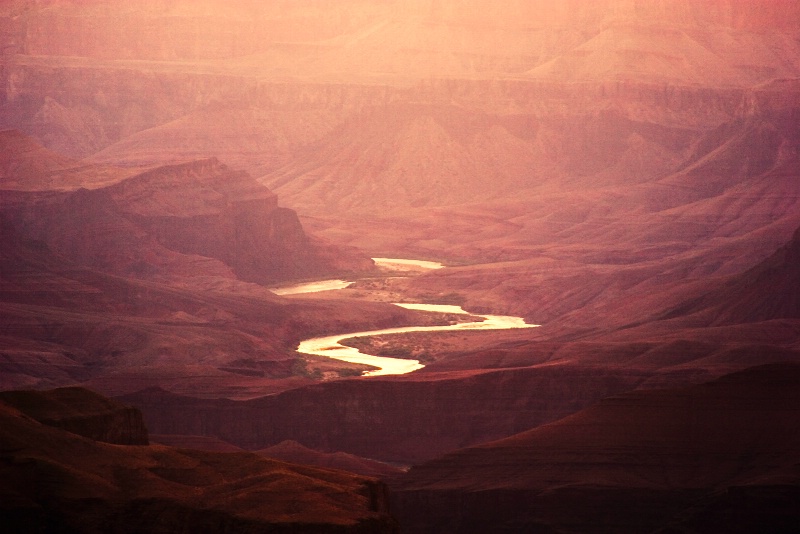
[271,279,353,295]
[277,258,539,377]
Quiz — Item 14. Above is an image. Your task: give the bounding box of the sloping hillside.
[0,387,397,533]
[391,363,800,533]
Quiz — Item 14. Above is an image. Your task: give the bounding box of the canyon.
[1,1,800,532]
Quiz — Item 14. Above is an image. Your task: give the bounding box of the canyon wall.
[0,386,148,444]
[1,148,372,283]
[3,0,798,196]
[121,365,651,464]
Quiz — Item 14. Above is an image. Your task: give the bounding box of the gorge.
[298,301,537,377]
[2,1,800,532]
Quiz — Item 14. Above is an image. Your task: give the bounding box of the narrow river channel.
[276,259,539,377]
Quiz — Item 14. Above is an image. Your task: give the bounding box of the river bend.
[278,259,538,376]
[297,302,538,377]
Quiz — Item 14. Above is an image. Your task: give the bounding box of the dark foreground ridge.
[0,387,398,534]
[0,386,149,445]
[389,363,800,533]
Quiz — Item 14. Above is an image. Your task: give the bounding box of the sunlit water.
[271,279,353,295]
[277,259,538,377]
[372,257,444,270]
[297,302,538,377]
[271,257,442,294]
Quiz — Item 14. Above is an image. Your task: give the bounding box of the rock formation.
[0,138,373,284]
[0,386,398,533]
[258,440,403,479]
[0,386,148,444]
[120,366,651,464]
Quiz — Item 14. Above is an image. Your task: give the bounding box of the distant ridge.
[0,129,135,190]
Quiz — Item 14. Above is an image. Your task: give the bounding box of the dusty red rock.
[258,440,403,479]
[390,363,800,533]
[0,388,398,533]
[0,386,148,445]
[0,204,420,395]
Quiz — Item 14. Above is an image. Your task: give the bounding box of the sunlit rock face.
[2,0,798,213]
[4,1,799,74]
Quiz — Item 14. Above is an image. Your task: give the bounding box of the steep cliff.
[2,150,373,283]
[0,386,148,445]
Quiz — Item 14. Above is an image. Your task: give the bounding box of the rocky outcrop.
[389,363,800,533]
[0,388,399,534]
[1,151,373,283]
[0,386,148,445]
[105,158,360,283]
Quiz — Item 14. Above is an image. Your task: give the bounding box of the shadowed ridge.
[662,225,800,325]
[105,157,278,217]
[0,129,135,190]
[0,387,400,534]
[0,386,148,445]
[390,363,800,533]
[258,440,404,478]
[1,155,374,284]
